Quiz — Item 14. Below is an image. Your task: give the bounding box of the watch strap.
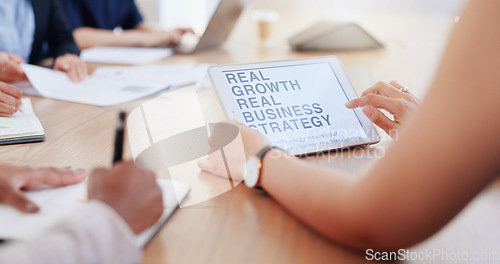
[253,145,280,188]
[256,145,273,159]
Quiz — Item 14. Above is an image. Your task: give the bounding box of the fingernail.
[65,166,72,169]
[25,203,39,213]
[77,168,86,173]
[362,107,372,116]
[344,102,352,107]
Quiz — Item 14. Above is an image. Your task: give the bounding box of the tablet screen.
[223,62,368,150]
[209,57,379,155]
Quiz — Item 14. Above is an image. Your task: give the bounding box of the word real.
[225,70,331,134]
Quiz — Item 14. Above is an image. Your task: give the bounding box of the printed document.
[21,64,208,106]
[81,46,173,65]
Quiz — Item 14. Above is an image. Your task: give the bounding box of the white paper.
[22,64,172,106]
[11,81,42,97]
[0,179,189,248]
[91,64,210,88]
[81,46,174,65]
[0,98,44,139]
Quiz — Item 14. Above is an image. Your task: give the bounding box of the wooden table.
[2,7,499,264]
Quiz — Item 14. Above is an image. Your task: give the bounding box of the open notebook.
[0,179,189,248]
[0,98,44,145]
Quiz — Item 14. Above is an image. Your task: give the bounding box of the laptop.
[175,0,245,54]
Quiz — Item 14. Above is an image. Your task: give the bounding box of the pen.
[112,109,127,164]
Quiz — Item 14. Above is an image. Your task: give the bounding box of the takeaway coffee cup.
[252,9,280,41]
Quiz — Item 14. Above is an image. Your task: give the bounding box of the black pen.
[112,109,127,164]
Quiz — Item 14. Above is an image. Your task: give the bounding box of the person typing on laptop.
[61,0,194,50]
[0,161,163,264]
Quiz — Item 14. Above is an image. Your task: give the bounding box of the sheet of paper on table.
[0,179,189,248]
[0,98,45,145]
[91,63,210,88]
[21,64,209,106]
[81,46,174,65]
[10,81,41,97]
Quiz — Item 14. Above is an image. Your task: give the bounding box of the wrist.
[88,199,136,233]
[244,145,286,189]
[259,148,287,189]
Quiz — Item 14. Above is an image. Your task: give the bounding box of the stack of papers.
[81,46,173,65]
[0,98,44,145]
[20,64,209,106]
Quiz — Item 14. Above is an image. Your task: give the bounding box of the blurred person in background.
[61,0,194,49]
[0,0,87,84]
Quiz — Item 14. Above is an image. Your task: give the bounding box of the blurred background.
[135,0,467,31]
[133,0,468,99]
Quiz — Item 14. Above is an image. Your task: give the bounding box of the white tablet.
[208,56,380,156]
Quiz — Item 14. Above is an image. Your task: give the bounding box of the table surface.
[2,6,499,264]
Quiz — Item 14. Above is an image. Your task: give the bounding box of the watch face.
[244,157,260,188]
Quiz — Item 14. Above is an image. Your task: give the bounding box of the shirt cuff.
[86,200,142,261]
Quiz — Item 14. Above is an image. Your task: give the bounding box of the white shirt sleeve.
[0,200,141,264]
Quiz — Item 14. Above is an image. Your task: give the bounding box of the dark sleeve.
[60,0,84,29]
[123,0,144,29]
[46,0,80,57]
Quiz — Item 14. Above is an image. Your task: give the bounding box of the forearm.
[259,144,484,252]
[259,0,500,248]
[73,27,152,49]
[0,201,141,264]
[134,21,151,31]
[259,149,375,249]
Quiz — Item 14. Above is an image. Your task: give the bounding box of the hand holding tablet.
[208,56,380,156]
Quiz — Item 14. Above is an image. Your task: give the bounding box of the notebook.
[0,179,189,248]
[0,98,45,145]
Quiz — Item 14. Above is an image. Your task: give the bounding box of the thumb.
[197,153,222,176]
[197,156,212,172]
[362,106,396,135]
[14,64,24,75]
[54,62,70,72]
[3,189,39,213]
